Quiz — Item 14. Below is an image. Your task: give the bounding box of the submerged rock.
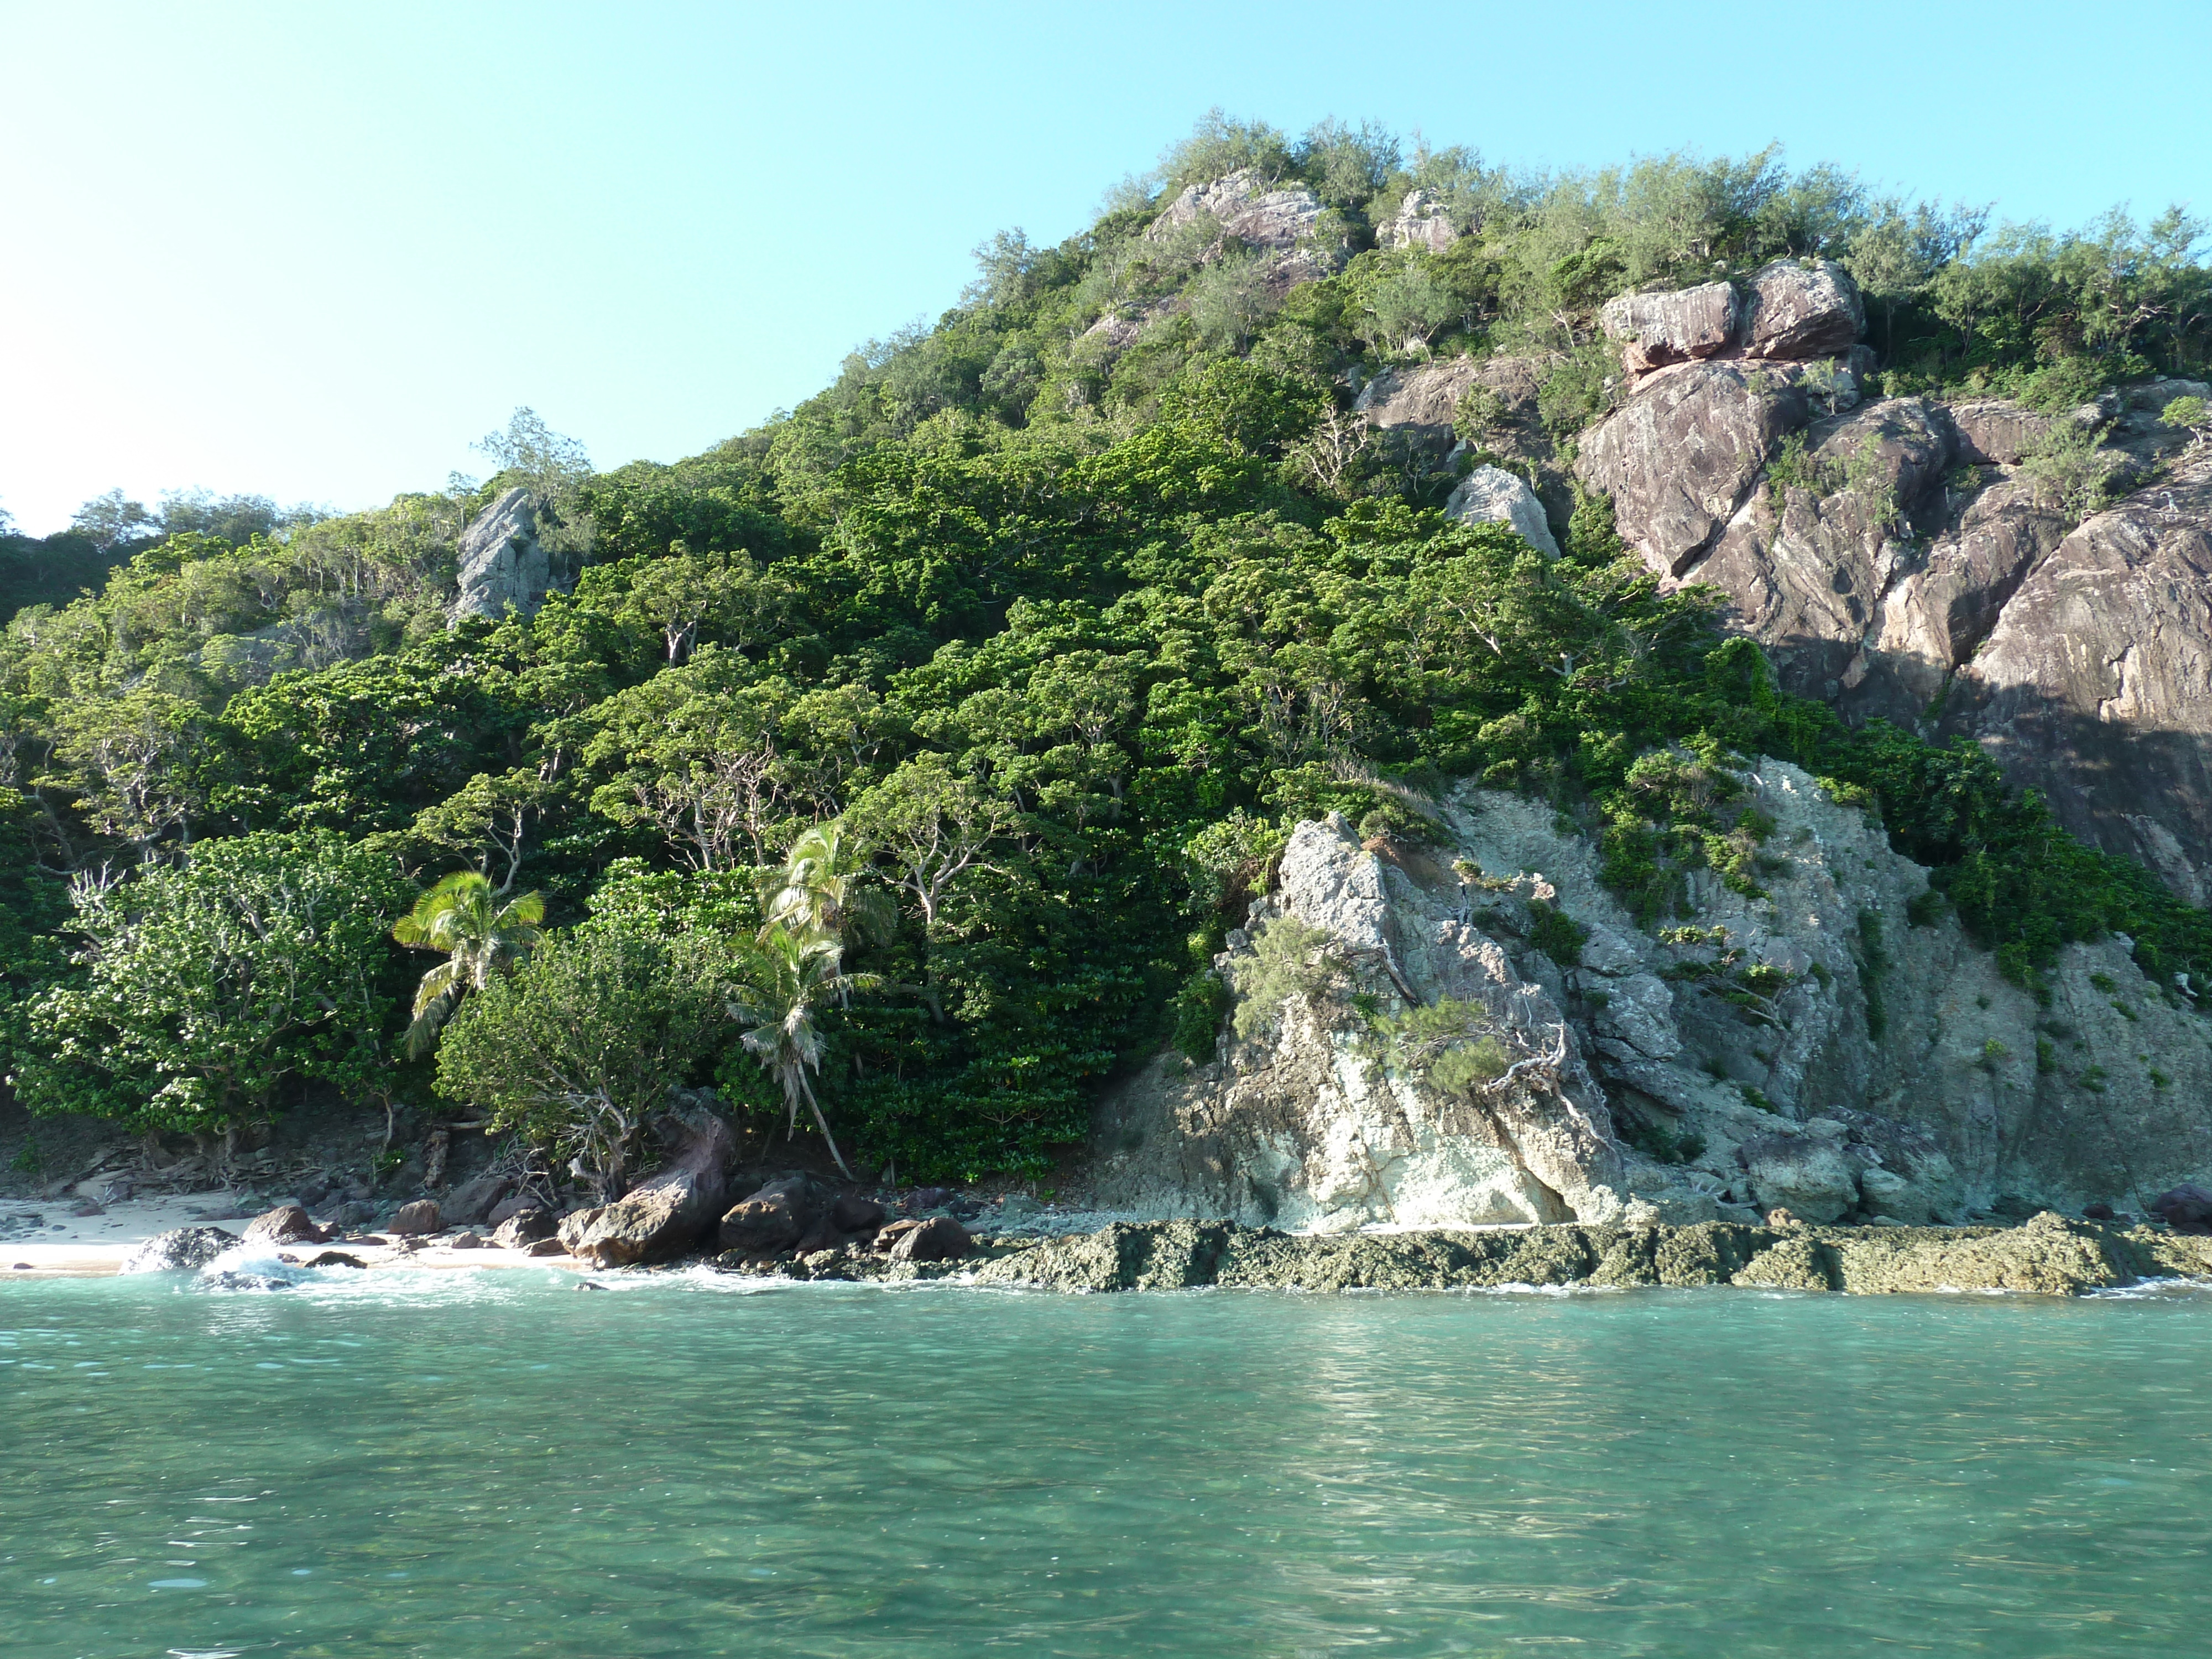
[119,1227,239,1274]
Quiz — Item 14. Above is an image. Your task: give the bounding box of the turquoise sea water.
[2,1266,2208,1658]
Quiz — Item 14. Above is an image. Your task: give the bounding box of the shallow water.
[3,1268,2208,1657]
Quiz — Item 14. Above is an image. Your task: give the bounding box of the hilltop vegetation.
[4,114,2208,1183]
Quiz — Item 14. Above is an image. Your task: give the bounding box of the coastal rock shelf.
[720,1213,2212,1297]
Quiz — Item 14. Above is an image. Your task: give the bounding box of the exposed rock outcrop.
[1944,455,2212,904]
[242,1204,327,1246]
[1739,259,1865,360]
[1600,281,1739,372]
[1146,169,1341,286]
[455,487,551,621]
[1081,774,2212,1228]
[740,1215,2212,1297]
[1375,187,1459,253]
[1443,465,1559,556]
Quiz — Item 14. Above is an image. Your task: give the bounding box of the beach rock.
[718,1178,812,1253]
[889,1215,973,1262]
[1601,280,1740,372]
[489,1208,558,1249]
[831,1193,888,1234]
[1739,260,1864,360]
[523,1238,569,1258]
[484,1193,540,1228]
[387,1200,442,1237]
[327,1201,377,1228]
[448,1231,484,1250]
[68,1199,104,1217]
[443,1174,513,1226]
[1443,465,1560,556]
[905,1185,953,1213]
[2151,1183,2212,1234]
[199,1270,293,1292]
[118,1227,239,1274]
[559,1114,738,1267]
[454,487,550,621]
[243,1204,327,1246]
[300,1250,366,1269]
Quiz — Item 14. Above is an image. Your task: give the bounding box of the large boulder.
[717,1177,812,1254]
[442,1174,513,1227]
[2151,1183,2212,1234]
[387,1199,442,1237]
[889,1215,973,1262]
[454,487,549,621]
[489,1208,559,1249]
[1945,456,2212,904]
[1600,281,1740,373]
[1443,465,1560,556]
[1578,360,1812,574]
[119,1227,238,1274]
[1947,400,2053,466]
[559,1115,739,1267]
[1739,1131,1862,1223]
[242,1205,327,1246]
[1739,260,1864,360]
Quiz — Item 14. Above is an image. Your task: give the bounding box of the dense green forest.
[5,115,2209,1185]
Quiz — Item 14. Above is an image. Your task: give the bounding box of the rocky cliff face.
[1146,168,1343,288]
[1573,253,2212,901]
[454,487,553,621]
[1080,774,2212,1232]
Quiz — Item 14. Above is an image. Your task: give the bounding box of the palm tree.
[758,820,894,946]
[392,871,545,1057]
[727,923,873,1180]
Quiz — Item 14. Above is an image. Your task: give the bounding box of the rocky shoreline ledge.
[723,1213,2212,1298]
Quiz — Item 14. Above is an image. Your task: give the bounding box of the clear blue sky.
[3,0,2205,534]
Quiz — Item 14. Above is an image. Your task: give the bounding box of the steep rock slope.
[1080,773,2212,1229]
[1575,253,2212,898]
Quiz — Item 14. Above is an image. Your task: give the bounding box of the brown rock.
[1947,399,2052,466]
[1765,1207,1801,1227]
[890,1215,973,1262]
[448,1231,484,1250]
[485,1193,541,1228]
[1739,259,1863,360]
[300,1251,366,1269]
[243,1204,328,1246]
[559,1115,739,1267]
[1944,457,2212,905]
[2151,1183,2212,1235]
[523,1238,569,1258]
[1601,280,1739,372]
[831,1194,888,1234]
[1579,359,1812,575]
[387,1199,442,1237]
[874,1218,924,1252]
[718,1182,807,1254]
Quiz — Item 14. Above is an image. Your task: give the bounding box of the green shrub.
[1170,970,1232,1062]
[1228,917,1343,1039]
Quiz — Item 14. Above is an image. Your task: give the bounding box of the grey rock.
[119,1227,239,1274]
[1443,465,1560,556]
[454,487,549,620]
[1148,168,1323,254]
[2151,1183,2212,1234]
[442,1173,513,1227]
[1739,1133,1861,1223]
[1376,187,1459,253]
[1947,400,2052,466]
[1601,281,1740,372]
